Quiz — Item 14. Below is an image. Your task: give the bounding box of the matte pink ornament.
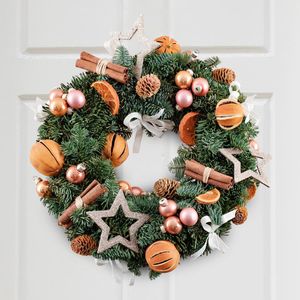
[67,89,86,109]
[159,198,178,217]
[49,89,63,101]
[164,216,183,235]
[191,78,209,96]
[66,165,86,184]
[175,89,193,108]
[179,207,199,226]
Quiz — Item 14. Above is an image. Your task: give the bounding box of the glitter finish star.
[87,190,150,253]
[104,15,159,78]
[219,148,270,187]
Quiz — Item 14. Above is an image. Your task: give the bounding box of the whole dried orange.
[178,112,199,145]
[195,188,221,205]
[91,80,120,115]
[245,183,257,201]
[155,36,181,54]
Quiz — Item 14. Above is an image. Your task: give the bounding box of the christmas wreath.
[30,16,270,280]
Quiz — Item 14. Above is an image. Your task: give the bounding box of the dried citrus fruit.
[155,36,181,54]
[91,80,120,115]
[195,188,221,205]
[178,112,199,145]
[245,183,257,201]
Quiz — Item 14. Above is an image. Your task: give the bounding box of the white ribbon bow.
[191,210,237,259]
[95,258,135,286]
[34,97,49,122]
[123,109,174,153]
[242,95,259,125]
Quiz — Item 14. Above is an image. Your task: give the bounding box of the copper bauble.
[145,240,180,273]
[175,70,193,89]
[159,198,177,217]
[118,180,132,193]
[131,186,144,196]
[49,98,68,116]
[163,216,182,235]
[66,165,86,184]
[36,179,51,197]
[30,140,64,176]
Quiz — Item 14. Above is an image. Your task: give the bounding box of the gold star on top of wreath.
[104,15,160,78]
[87,190,150,253]
[219,148,270,187]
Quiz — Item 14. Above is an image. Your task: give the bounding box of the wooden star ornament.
[87,190,150,253]
[104,15,159,78]
[219,148,270,187]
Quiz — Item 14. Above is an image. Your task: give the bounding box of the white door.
[1,0,299,299]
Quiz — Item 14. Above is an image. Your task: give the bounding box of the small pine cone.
[136,74,161,99]
[232,206,248,225]
[212,68,236,84]
[154,178,180,199]
[71,235,97,256]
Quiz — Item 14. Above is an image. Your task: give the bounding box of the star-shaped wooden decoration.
[87,190,150,253]
[104,15,159,78]
[219,148,270,187]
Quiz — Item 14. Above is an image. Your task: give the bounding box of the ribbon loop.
[123,109,174,153]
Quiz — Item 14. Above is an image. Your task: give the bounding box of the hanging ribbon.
[95,258,135,286]
[123,109,174,153]
[242,95,259,125]
[191,210,237,259]
[34,97,49,122]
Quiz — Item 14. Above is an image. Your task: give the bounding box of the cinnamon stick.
[58,180,107,228]
[185,160,232,184]
[80,51,128,74]
[184,169,232,190]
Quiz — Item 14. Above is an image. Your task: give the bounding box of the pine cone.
[71,235,97,256]
[136,74,161,99]
[232,206,248,225]
[154,178,180,199]
[212,68,236,84]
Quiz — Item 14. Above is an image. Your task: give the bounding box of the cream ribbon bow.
[191,210,237,259]
[123,109,174,153]
[242,95,259,125]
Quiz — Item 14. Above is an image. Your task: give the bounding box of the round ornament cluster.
[30,26,269,281]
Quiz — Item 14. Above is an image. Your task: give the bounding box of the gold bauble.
[175,70,193,89]
[49,98,68,116]
[36,179,51,197]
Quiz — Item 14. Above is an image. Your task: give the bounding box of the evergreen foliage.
[37,47,258,277]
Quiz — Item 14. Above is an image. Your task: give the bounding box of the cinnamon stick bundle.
[58,180,107,228]
[75,51,128,84]
[185,160,233,190]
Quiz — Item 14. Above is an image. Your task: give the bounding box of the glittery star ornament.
[219,148,270,187]
[87,190,150,253]
[104,15,160,78]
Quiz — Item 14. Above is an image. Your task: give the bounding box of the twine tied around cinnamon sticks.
[76,51,128,84]
[185,160,233,190]
[58,180,107,228]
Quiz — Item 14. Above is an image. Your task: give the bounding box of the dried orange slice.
[91,81,120,115]
[178,112,199,145]
[195,188,221,205]
[245,183,257,201]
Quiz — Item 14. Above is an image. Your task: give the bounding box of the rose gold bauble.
[249,139,259,151]
[49,89,63,101]
[159,198,178,217]
[118,180,132,193]
[191,77,209,96]
[36,179,51,197]
[164,216,183,235]
[131,186,144,196]
[175,70,193,89]
[176,89,193,108]
[49,98,68,116]
[66,165,86,184]
[179,207,199,226]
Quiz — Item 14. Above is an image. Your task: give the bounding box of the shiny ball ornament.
[179,207,199,226]
[175,70,193,89]
[66,89,86,109]
[145,240,180,273]
[49,98,68,116]
[159,198,178,217]
[118,180,132,193]
[30,140,64,176]
[66,164,86,184]
[49,88,63,101]
[249,139,259,151]
[131,186,144,196]
[215,99,244,130]
[191,77,209,96]
[103,133,129,167]
[35,179,51,197]
[163,216,183,235]
[176,89,193,109]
